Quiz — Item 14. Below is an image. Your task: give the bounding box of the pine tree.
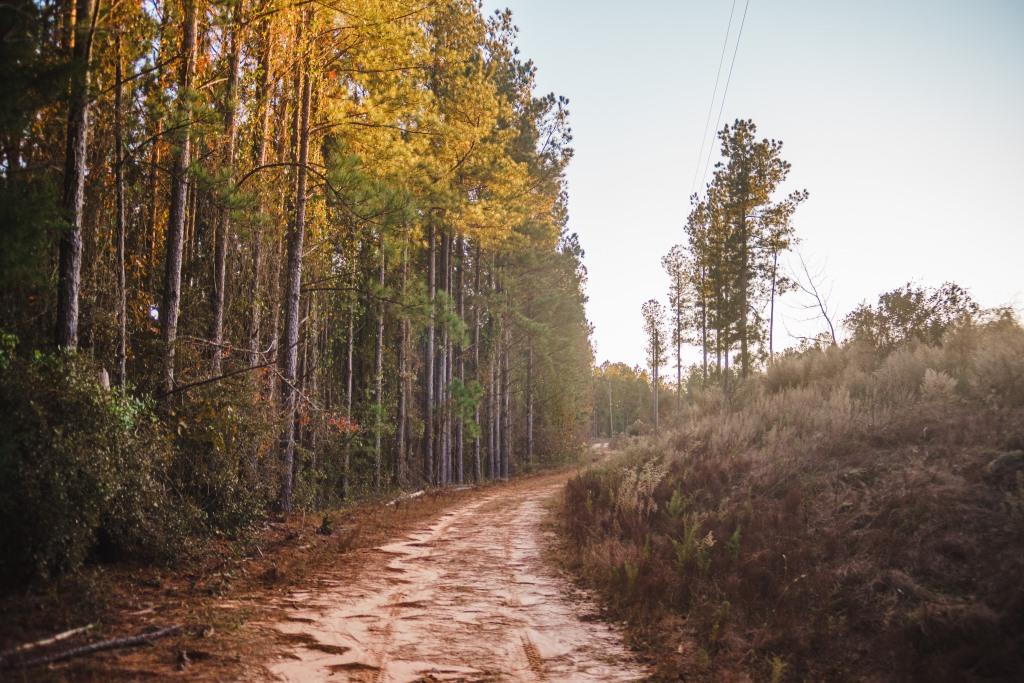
[0,0,595,520]
[641,299,667,431]
[662,245,692,409]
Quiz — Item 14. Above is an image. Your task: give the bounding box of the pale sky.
[484,0,1024,369]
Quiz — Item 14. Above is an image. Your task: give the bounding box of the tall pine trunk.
[472,244,482,483]
[146,123,160,282]
[438,231,448,485]
[526,342,533,464]
[113,33,127,385]
[374,238,385,489]
[144,7,168,282]
[211,2,243,374]
[501,319,511,479]
[342,248,356,499]
[160,0,198,395]
[489,345,498,479]
[769,248,778,361]
[248,27,273,367]
[267,235,283,399]
[700,266,708,384]
[455,237,465,484]
[607,376,614,436]
[277,12,312,513]
[56,0,96,350]
[675,279,681,409]
[653,335,660,432]
[424,222,436,485]
[738,211,750,378]
[397,241,409,486]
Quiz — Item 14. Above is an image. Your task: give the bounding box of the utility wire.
[690,0,738,198]
[700,0,752,190]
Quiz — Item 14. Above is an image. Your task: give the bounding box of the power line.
[699,0,752,190]
[689,0,738,198]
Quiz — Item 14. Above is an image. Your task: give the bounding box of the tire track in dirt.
[520,634,546,681]
[268,474,646,682]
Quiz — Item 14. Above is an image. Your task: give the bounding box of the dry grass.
[559,320,1024,681]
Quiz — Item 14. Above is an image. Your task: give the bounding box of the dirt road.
[268,473,647,682]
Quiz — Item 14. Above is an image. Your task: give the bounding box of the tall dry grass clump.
[560,317,1024,681]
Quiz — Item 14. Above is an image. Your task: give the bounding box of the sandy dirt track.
[268,473,647,682]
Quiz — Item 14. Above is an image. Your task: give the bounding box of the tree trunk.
[112,33,127,385]
[440,326,448,484]
[248,22,274,368]
[675,278,681,409]
[56,0,96,350]
[769,247,778,361]
[445,332,453,484]
[268,235,283,398]
[277,13,312,514]
[424,222,436,485]
[142,0,167,278]
[183,174,197,276]
[297,293,310,443]
[308,301,321,491]
[397,241,409,486]
[715,327,722,375]
[738,211,750,378]
[160,0,198,395]
[142,11,168,281]
[501,320,511,479]
[607,377,613,437]
[701,266,708,384]
[146,123,160,281]
[472,244,482,483]
[489,346,498,479]
[455,236,464,484]
[653,337,659,433]
[724,341,731,395]
[374,237,385,489]
[526,342,533,464]
[211,1,243,375]
[342,247,356,499]
[437,230,448,485]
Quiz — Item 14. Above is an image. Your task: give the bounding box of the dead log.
[386,489,425,506]
[0,624,94,662]
[2,625,181,670]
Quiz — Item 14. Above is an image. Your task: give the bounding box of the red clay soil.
[0,469,646,682]
[269,472,646,681]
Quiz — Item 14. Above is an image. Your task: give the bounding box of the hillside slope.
[559,322,1024,681]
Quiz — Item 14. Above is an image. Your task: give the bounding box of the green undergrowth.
[0,347,275,588]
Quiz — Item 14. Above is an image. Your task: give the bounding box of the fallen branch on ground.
[386,490,425,506]
[1,625,182,670]
[0,624,95,663]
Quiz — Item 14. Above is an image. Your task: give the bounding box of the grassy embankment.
[560,321,1024,681]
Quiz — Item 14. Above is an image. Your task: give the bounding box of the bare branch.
[793,251,838,345]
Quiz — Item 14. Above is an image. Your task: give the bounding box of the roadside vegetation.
[563,303,1024,680]
[0,0,592,597]
[0,6,595,674]
[566,116,1023,680]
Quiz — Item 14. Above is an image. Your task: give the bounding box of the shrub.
[167,375,276,533]
[920,368,956,403]
[627,419,650,436]
[0,351,186,585]
[968,323,1024,407]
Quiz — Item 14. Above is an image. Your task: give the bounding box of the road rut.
[269,474,647,682]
